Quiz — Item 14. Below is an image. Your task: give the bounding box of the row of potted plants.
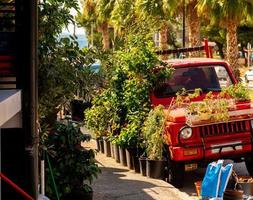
[84,36,173,180]
[94,105,168,180]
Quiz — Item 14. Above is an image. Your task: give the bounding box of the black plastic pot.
[98,138,104,153]
[70,100,92,121]
[119,147,127,166]
[110,141,115,158]
[96,138,100,152]
[113,144,120,163]
[132,155,140,173]
[62,190,93,200]
[126,148,134,170]
[146,159,166,179]
[139,157,147,176]
[103,137,111,157]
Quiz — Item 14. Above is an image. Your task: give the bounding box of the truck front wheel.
[167,160,185,188]
[245,158,253,176]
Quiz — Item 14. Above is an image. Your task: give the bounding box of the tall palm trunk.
[159,23,168,60]
[226,21,240,80]
[100,22,110,50]
[187,0,200,57]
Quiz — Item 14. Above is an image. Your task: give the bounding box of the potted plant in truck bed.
[223,83,251,109]
[142,105,167,179]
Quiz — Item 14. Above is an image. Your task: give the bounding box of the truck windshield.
[154,65,232,98]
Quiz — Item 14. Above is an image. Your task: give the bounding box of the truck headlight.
[179,126,192,139]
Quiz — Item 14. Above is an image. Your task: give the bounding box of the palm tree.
[96,0,115,50]
[186,0,201,47]
[79,0,115,50]
[136,0,177,58]
[110,0,135,35]
[198,0,253,80]
[78,0,98,47]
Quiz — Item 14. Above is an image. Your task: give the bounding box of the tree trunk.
[187,0,200,57]
[100,22,110,50]
[216,42,224,59]
[226,21,240,80]
[159,23,168,60]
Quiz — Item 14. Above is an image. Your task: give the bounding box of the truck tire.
[245,158,253,176]
[167,160,185,188]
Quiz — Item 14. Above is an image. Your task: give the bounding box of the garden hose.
[46,153,60,200]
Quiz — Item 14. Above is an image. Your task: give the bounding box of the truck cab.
[150,58,253,188]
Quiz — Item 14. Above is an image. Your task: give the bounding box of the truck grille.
[199,121,250,137]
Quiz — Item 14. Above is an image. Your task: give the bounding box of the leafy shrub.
[84,34,173,149]
[223,82,250,102]
[85,89,121,138]
[45,122,100,199]
[142,105,166,160]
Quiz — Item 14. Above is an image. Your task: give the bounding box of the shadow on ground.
[92,166,184,200]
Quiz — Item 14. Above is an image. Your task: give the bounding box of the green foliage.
[39,1,102,126]
[223,83,251,102]
[142,105,166,160]
[85,89,121,138]
[114,122,140,148]
[113,35,172,148]
[46,122,100,199]
[187,92,230,123]
[85,34,173,149]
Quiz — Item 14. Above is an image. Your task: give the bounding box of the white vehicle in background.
[244,67,253,83]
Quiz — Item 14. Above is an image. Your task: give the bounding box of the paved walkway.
[83,140,197,200]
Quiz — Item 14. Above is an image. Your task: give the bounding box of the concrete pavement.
[83,140,198,200]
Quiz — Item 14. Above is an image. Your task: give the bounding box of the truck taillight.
[179,126,192,139]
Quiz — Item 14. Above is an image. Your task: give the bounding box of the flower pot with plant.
[45,122,100,200]
[114,123,139,168]
[84,90,120,154]
[142,105,167,179]
[223,83,251,110]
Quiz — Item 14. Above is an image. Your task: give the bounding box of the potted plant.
[223,83,251,109]
[186,91,230,126]
[70,99,92,121]
[45,122,100,200]
[84,89,122,155]
[142,105,167,179]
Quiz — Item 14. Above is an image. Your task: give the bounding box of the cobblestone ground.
[82,139,198,200]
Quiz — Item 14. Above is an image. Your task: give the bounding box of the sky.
[62,5,85,35]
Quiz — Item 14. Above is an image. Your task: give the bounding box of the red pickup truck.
[151,58,253,188]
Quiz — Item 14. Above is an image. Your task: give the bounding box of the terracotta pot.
[223,189,243,200]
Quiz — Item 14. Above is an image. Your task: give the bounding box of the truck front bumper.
[170,137,252,161]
